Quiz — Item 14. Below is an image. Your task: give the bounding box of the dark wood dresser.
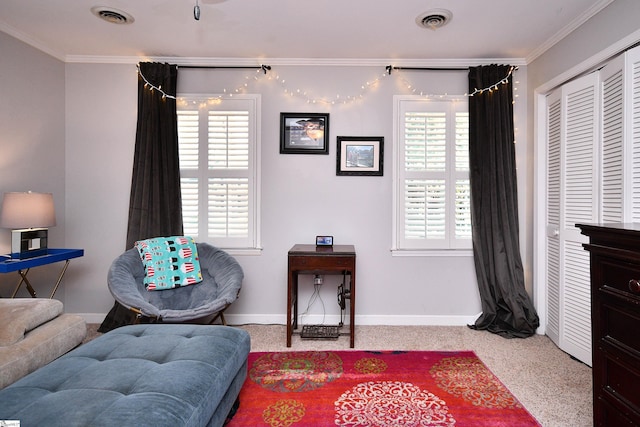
[578,223,640,426]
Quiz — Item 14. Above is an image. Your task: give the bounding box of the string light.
[266,71,389,106]
[469,66,518,97]
[138,64,518,106]
[394,65,518,101]
[137,66,269,101]
[137,64,176,100]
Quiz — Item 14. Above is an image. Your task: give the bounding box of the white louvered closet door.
[631,48,640,220]
[546,72,599,367]
[544,45,640,367]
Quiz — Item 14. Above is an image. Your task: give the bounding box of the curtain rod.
[179,64,271,74]
[386,65,468,74]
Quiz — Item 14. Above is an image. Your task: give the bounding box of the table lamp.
[0,192,56,259]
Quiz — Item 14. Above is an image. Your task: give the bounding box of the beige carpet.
[85,324,592,426]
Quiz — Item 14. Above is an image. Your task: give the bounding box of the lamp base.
[11,228,49,259]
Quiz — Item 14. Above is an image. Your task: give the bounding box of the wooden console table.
[287,244,356,348]
[0,248,84,298]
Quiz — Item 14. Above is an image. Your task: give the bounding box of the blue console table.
[0,248,84,298]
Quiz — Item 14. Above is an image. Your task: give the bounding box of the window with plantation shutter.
[177,95,261,250]
[393,96,471,252]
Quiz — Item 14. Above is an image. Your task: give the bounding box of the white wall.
[1,32,535,328]
[527,0,640,91]
[61,63,526,325]
[0,33,67,297]
[63,64,138,314]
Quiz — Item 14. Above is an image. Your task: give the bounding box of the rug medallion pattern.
[230,350,540,427]
[429,356,522,409]
[250,351,343,392]
[335,380,456,426]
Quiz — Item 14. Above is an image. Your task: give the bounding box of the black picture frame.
[336,136,384,176]
[280,112,330,154]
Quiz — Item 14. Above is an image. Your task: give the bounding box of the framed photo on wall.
[280,112,330,154]
[336,136,384,176]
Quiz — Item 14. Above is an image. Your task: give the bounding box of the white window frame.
[177,94,261,254]
[392,95,472,256]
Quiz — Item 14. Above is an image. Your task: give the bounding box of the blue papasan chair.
[107,242,243,325]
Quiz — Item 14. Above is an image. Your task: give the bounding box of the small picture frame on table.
[316,235,333,246]
[336,136,384,176]
[280,113,330,154]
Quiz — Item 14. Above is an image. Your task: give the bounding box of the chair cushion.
[0,324,251,427]
[108,242,243,322]
[135,236,203,291]
[0,299,64,346]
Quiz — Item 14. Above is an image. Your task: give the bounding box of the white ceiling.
[0,0,614,64]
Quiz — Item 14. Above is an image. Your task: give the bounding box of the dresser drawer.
[599,301,640,355]
[599,355,640,425]
[599,256,640,301]
[597,257,640,356]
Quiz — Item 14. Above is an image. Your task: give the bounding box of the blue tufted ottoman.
[0,324,250,427]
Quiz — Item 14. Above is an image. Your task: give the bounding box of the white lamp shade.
[0,192,56,229]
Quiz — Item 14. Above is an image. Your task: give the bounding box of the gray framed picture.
[336,136,384,176]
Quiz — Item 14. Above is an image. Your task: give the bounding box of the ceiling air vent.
[416,9,452,31]
[91,6,134,24]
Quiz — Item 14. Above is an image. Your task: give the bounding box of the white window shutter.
[208,178,249,238]
[177,95,260,249]
[394,97,471,251]
[208,111,250,170]
[177,110,200,170]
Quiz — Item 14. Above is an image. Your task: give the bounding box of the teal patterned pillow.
[134,236,203,291]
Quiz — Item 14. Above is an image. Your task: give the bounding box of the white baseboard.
[78,313,109,324]
[78,312,544,335]
[79,312,481,326]
[222,313,481,326]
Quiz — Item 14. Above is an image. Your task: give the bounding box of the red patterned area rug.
[227,350,540,427]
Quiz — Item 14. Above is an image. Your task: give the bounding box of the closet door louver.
[545,73,599,367]
[546,90,562,346]
[601,55,624,222]
[629,48,640,222]
[562,74,598,367]
[599,45,640,223]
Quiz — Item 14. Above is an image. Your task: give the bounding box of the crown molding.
[525,0,615,64]
[63,55,526,67]
[0,20,65,61]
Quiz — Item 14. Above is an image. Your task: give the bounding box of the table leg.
[287,269,293,347]
[12,269,37,298]
[49,260,71,298]
[293,273,299,330]
[350,269,355,348]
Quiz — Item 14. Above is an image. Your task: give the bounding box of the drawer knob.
[629,279,640,294]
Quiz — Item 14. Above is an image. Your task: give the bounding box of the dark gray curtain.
[126,62,183,248]
[468,64,539,338]
[99,62,183,332]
